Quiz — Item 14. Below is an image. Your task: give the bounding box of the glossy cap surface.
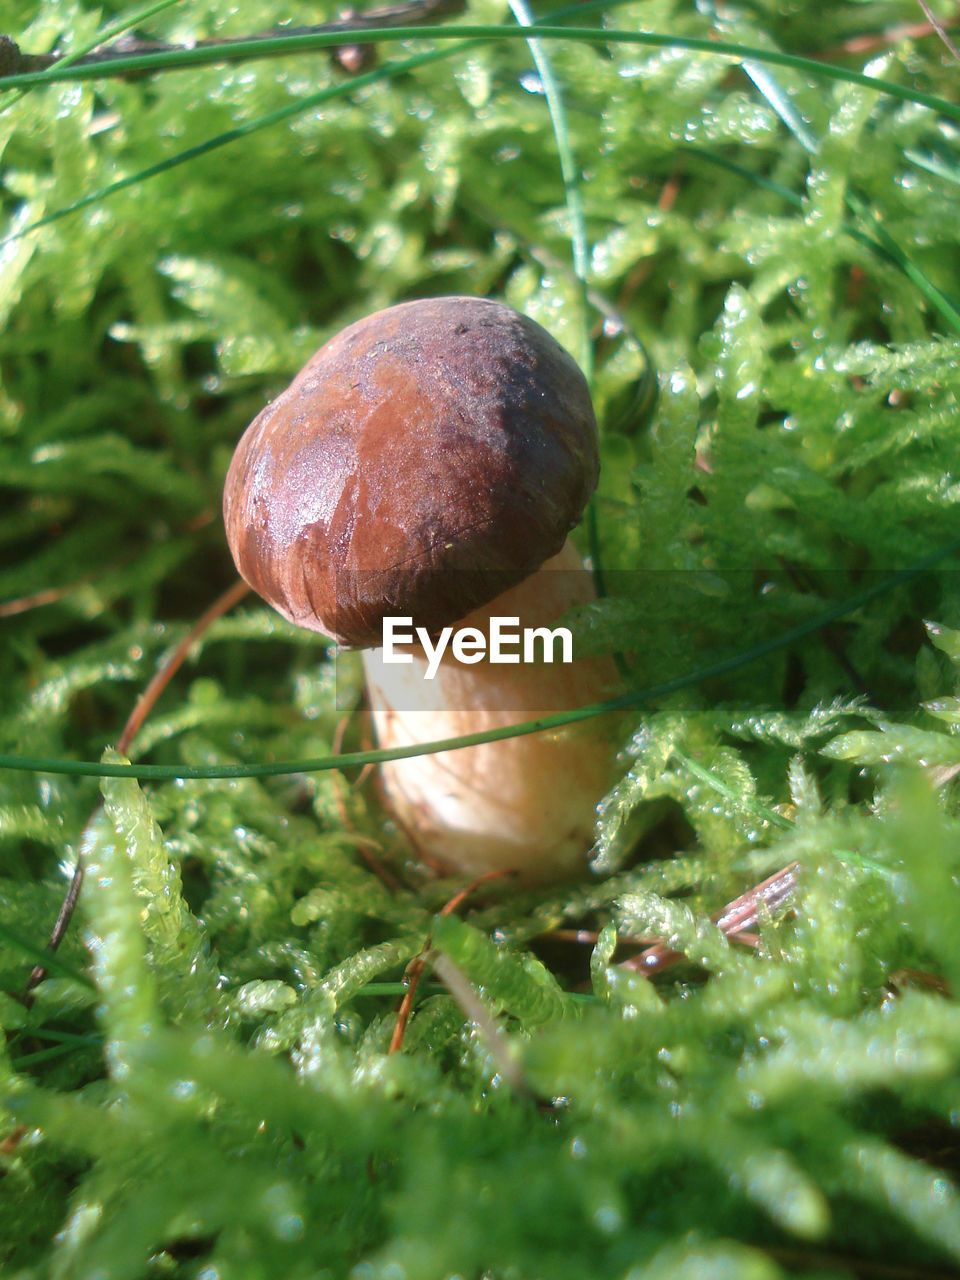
[223,296,599,646]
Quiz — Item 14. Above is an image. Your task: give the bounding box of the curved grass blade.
[0,41,478,249]
[681,146,960,333]
[844,187,960,332]
[0,24,958,128]
[905,147,960,187]
[742,59,819,153]
[5,25,960,252]
[0,920,94,986]
[743,60,960,333]
[508,0,591,376]
[1,536,958,781]
[0,0,185,117]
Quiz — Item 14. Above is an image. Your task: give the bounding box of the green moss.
[4,0,960,1275]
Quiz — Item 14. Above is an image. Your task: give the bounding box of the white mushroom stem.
[362,540,621,882]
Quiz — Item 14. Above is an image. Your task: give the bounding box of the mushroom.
[223,296,621,882]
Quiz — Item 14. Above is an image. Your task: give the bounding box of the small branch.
[814,10,960,60]
[431,951,531,1095]
[389,869,516,1053]
[0,0,465,84]
[115,579,250,757]
[389,950,429,1053]
[621,862,800,976]
[915,0,960,62]
[24,579,250,997]
[0,581,88,617]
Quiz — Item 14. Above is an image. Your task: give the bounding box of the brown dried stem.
[389,869,517,1054]
[24,578,250,996]
[0,0,465,82]
[620,862,800,977]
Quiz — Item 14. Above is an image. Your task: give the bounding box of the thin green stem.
[10,1040,101,1067]
[0,921,95,985]
[0,0,185,116]
[6,23,959,255]
[682,147,960,334]
[507,0,592,378]
[743,61,960,333]
[1,538,957,781]
[0,24,957,128]
[671,748,794,831]
[0,42,480,248]
[844,188,960,332]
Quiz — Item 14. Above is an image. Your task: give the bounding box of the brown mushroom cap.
[223,296,599,647]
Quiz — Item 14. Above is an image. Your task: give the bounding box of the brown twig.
[389,950,430,1053]
[815,12,960,60]
[353,835,405,892]
[388,869,516,1053]
[116,580,250,756]
[0,0,465,83]
[431,950,530,1094]
[0,582,87,617]
[541,926,605,948]
[915,0,960,62]
[437,868,518,919]
[613,170,681,311]
[0,1125,27,1155]
[887,966,952,997]
[24,579,250,997]
[621,862,800,977]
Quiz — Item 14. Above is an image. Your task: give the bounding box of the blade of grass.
[6,24,960,253]
[0,23,958,127]
[844,186,960,331]
[915,0,960,63]
[1,0,613,247]
[742,60,819,153]
[0,0,185,116]
[0,0,627,251]
[904,147,960,187]
[506,0,614,630]
[0,40,480,249]
[2,536,958,781]
[507,0,591,378]
[18,1028,102,1043]
[9,1040,101,1068]
[682,146,960,331]
[743,60,960,332]
[0,921,94,986]
[671,749,794,832]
